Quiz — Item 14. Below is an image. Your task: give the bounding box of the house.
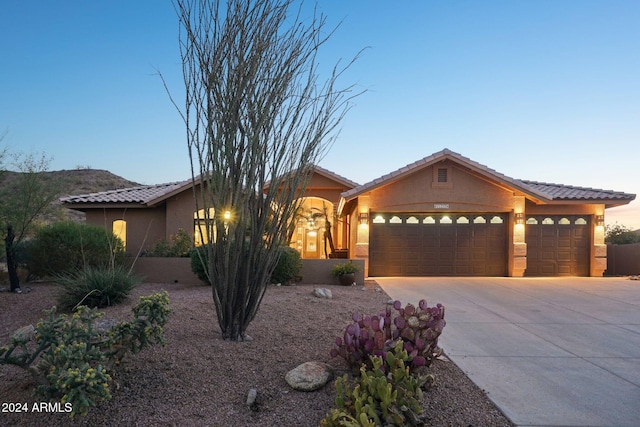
[338,149,635,277]
[60,165,358,260]
[61,149,636,277]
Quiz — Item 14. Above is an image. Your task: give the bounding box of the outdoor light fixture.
[223,211,231,221]
[596,215,605,227]
[515,213,525,225]
[358,212,369,225]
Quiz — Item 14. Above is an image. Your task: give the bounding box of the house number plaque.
[433,203,449,209]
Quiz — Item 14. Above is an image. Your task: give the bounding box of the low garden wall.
[129,257,366,286]
[128,257,202,285]
[298,259,365,286]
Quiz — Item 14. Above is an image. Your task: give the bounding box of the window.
[526,218,538,225]
[440,216,452,224]
[406,216,419,224]
[542,217,554,225]
[423,216,436,224]
[194,208,216,245]
[389,216,402,224]
[490,216,504,224]
[559,217,570,225]
[473,216,486,224]
[113,220,126,249]
[372,215,386,224]
[456,216,469,224]
[575,218,587,225]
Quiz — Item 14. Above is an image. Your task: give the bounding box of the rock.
[93,318,119,334]
[285,361,332,391]
[13,324,36,341]
[246,388,258,407]
[312,288,332,299]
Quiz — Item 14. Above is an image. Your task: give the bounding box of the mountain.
[0,169,140,223]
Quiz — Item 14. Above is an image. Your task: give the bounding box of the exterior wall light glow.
[223,211,231,221]
[358,212,369,225]
[515,213,525,225]
[595,215,605,227]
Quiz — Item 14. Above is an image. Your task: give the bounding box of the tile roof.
[519,180,636,202]
[341,148,539,201]
[313,165,359,188]
[60,180,191,206]
[340,148,636,208]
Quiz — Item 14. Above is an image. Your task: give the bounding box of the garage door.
[369,213,508,277]
[525,215,590,276]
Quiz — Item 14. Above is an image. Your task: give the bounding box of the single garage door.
[525,215,590,276]
[369,213,508,277]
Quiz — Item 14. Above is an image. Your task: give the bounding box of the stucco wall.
[368,161,520,212]
[85,208,166,256]
[129,257,366,286]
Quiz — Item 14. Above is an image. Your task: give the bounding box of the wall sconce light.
[223,211,231,221]
[595,215,605,227]
[358,212,369,225]
[514,213,525,225]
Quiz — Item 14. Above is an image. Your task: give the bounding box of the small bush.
[322,342,431,426]
[55,265,141,310]
[271,246,302,284]
[330,262,360,277]
[330,299,446,373]
[144,229,192,257]
[0,292,171,417]
[189,245,210,284]
[27,222,125,279]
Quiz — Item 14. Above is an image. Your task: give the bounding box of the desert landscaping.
[1,279,514,426]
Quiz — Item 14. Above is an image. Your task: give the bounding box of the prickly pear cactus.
[322,342,428,427]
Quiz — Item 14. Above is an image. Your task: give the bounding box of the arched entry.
[290,197,335,259]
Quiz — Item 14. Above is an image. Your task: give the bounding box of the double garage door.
[369,213,508,277]
[369,213,590,277]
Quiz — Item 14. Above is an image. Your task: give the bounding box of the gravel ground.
[1,281,515,426]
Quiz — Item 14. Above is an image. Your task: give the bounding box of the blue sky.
[1,1,639,228]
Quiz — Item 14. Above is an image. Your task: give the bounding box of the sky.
[1,1,639,229]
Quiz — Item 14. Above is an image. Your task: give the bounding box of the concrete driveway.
[375,277,640,427]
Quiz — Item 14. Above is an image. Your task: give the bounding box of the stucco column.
[592,209,606,276]
[512,200,526,277]
[354,196,370,276]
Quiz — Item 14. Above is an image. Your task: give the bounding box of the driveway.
[375,277,640,427]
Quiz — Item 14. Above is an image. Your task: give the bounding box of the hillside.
[0,169,140,223]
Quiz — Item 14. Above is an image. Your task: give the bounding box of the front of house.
[61,149,635,278]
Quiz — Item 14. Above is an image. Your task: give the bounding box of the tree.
[0,145,61,292]
[605,223,640,245]
[170,0,359,340]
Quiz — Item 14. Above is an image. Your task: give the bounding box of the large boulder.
[285,361,332,391]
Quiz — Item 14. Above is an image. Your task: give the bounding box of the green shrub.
[55,265,141,310]
[27,222,125,279]
[0,291,171,417]
[331,262,360,277]
[144,229,192,257]
[322,342,432,426]
[190,245,210,284]
[605,223,640,244]
[271,246,302,284]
